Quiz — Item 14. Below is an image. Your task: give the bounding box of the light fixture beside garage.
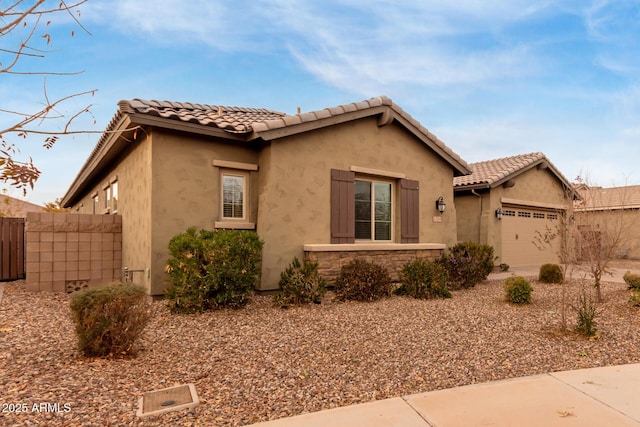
[435,197,446,213]
[495,208,503,220]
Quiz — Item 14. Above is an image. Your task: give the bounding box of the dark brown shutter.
[400,178,419,243]
[331,169,355,243]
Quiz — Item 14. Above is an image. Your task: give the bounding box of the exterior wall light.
[435,197,446,213]
[495,208,503,220]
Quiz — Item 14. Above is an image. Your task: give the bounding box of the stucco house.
[61,96,471,294]
[454,152,575,267]
[573,184,640,260]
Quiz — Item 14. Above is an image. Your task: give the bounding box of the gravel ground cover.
[1,275,639,426]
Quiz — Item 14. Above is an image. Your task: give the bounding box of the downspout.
[471,190,482,243]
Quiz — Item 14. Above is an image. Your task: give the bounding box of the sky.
[2,0,640,205]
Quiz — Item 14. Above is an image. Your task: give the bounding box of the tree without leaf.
[0,0,93,195]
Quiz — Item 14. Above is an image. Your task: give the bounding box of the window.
[104,186,111,211]
[111,180,118,213]
[103,179,118,214]
[533,213,545,219]
[92,194,99,214]
[330,169,417,244]
[222,173,246,219]
[355,179,392,241]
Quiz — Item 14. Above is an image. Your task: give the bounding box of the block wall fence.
[25,212,122,293]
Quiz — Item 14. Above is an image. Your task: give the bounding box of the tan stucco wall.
[257,117,458,290]
[456,166,571,264]
[70,135,153,292]
[149,130,260,295]
[574,209,640,260]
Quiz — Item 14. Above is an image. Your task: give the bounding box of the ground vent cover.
[136,383,199,418]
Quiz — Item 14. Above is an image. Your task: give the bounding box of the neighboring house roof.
[62,96,471,207]
[0,194,44,217]
[453,152,574,193]
[574,185,640,211]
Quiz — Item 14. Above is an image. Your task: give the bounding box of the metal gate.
[0,217,25,281]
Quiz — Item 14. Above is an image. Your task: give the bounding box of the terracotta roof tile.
[118,99,286,134]
[454,152,570,189]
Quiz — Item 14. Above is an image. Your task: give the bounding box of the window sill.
[303,243,446,251]
[214,221,256,230]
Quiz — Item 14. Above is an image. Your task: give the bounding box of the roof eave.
[62,114,133,207]
[61,112,252,208]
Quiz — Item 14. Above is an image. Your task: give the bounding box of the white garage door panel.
[501,207,561,267]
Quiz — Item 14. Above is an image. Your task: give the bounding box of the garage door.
[500,207,562,267]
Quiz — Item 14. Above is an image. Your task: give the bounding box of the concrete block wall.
[25,212,122,292]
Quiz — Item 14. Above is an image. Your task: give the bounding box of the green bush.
[539,263,564,283]
[503,276,533,304]
[572,285,601,336]
[438,242,495,290]
[623,271,640,290]
[334,258,391,302]
[70,282,151,357]
[274,257,326,307]
[629,289,640,307]
[396,258,451,299]
[165,227,263,313]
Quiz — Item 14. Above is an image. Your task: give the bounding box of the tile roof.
[118,99,286,134]
[453,152,571,190]
[63,96,470,206]
[574,185,640,211]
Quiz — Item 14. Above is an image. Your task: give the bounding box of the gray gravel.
[1,277,639,426]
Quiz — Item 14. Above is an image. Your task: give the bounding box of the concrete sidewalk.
[248,363,640,426]
[488,265,632,283]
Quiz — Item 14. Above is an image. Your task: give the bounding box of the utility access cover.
[137,383,199,418]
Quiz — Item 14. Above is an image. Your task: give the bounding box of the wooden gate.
[0,218,25,281]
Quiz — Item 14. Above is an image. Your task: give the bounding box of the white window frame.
[110,180,118,213]
[221,171,248,221]
[104,185,111,213]
[91,192,99,214]
[354,177,394,242]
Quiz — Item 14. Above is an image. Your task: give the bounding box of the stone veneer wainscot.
[303,243,445,285]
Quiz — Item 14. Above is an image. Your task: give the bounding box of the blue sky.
[2,0,640,205]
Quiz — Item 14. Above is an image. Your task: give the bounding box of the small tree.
[533,182,580,331]
[573,178,634,302]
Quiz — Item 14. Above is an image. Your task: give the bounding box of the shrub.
[70,282,151,357]
[438,242,495,290]
[623,271,640,290]
[334,258,391,301]
[503,276,533,304]
[165,227,263,313]
[572,284,601,336]
[499,263,510,272]
[396,258,451,299]
[274,257,326,307]
[629,289,640,307]
[539,263,564,283]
